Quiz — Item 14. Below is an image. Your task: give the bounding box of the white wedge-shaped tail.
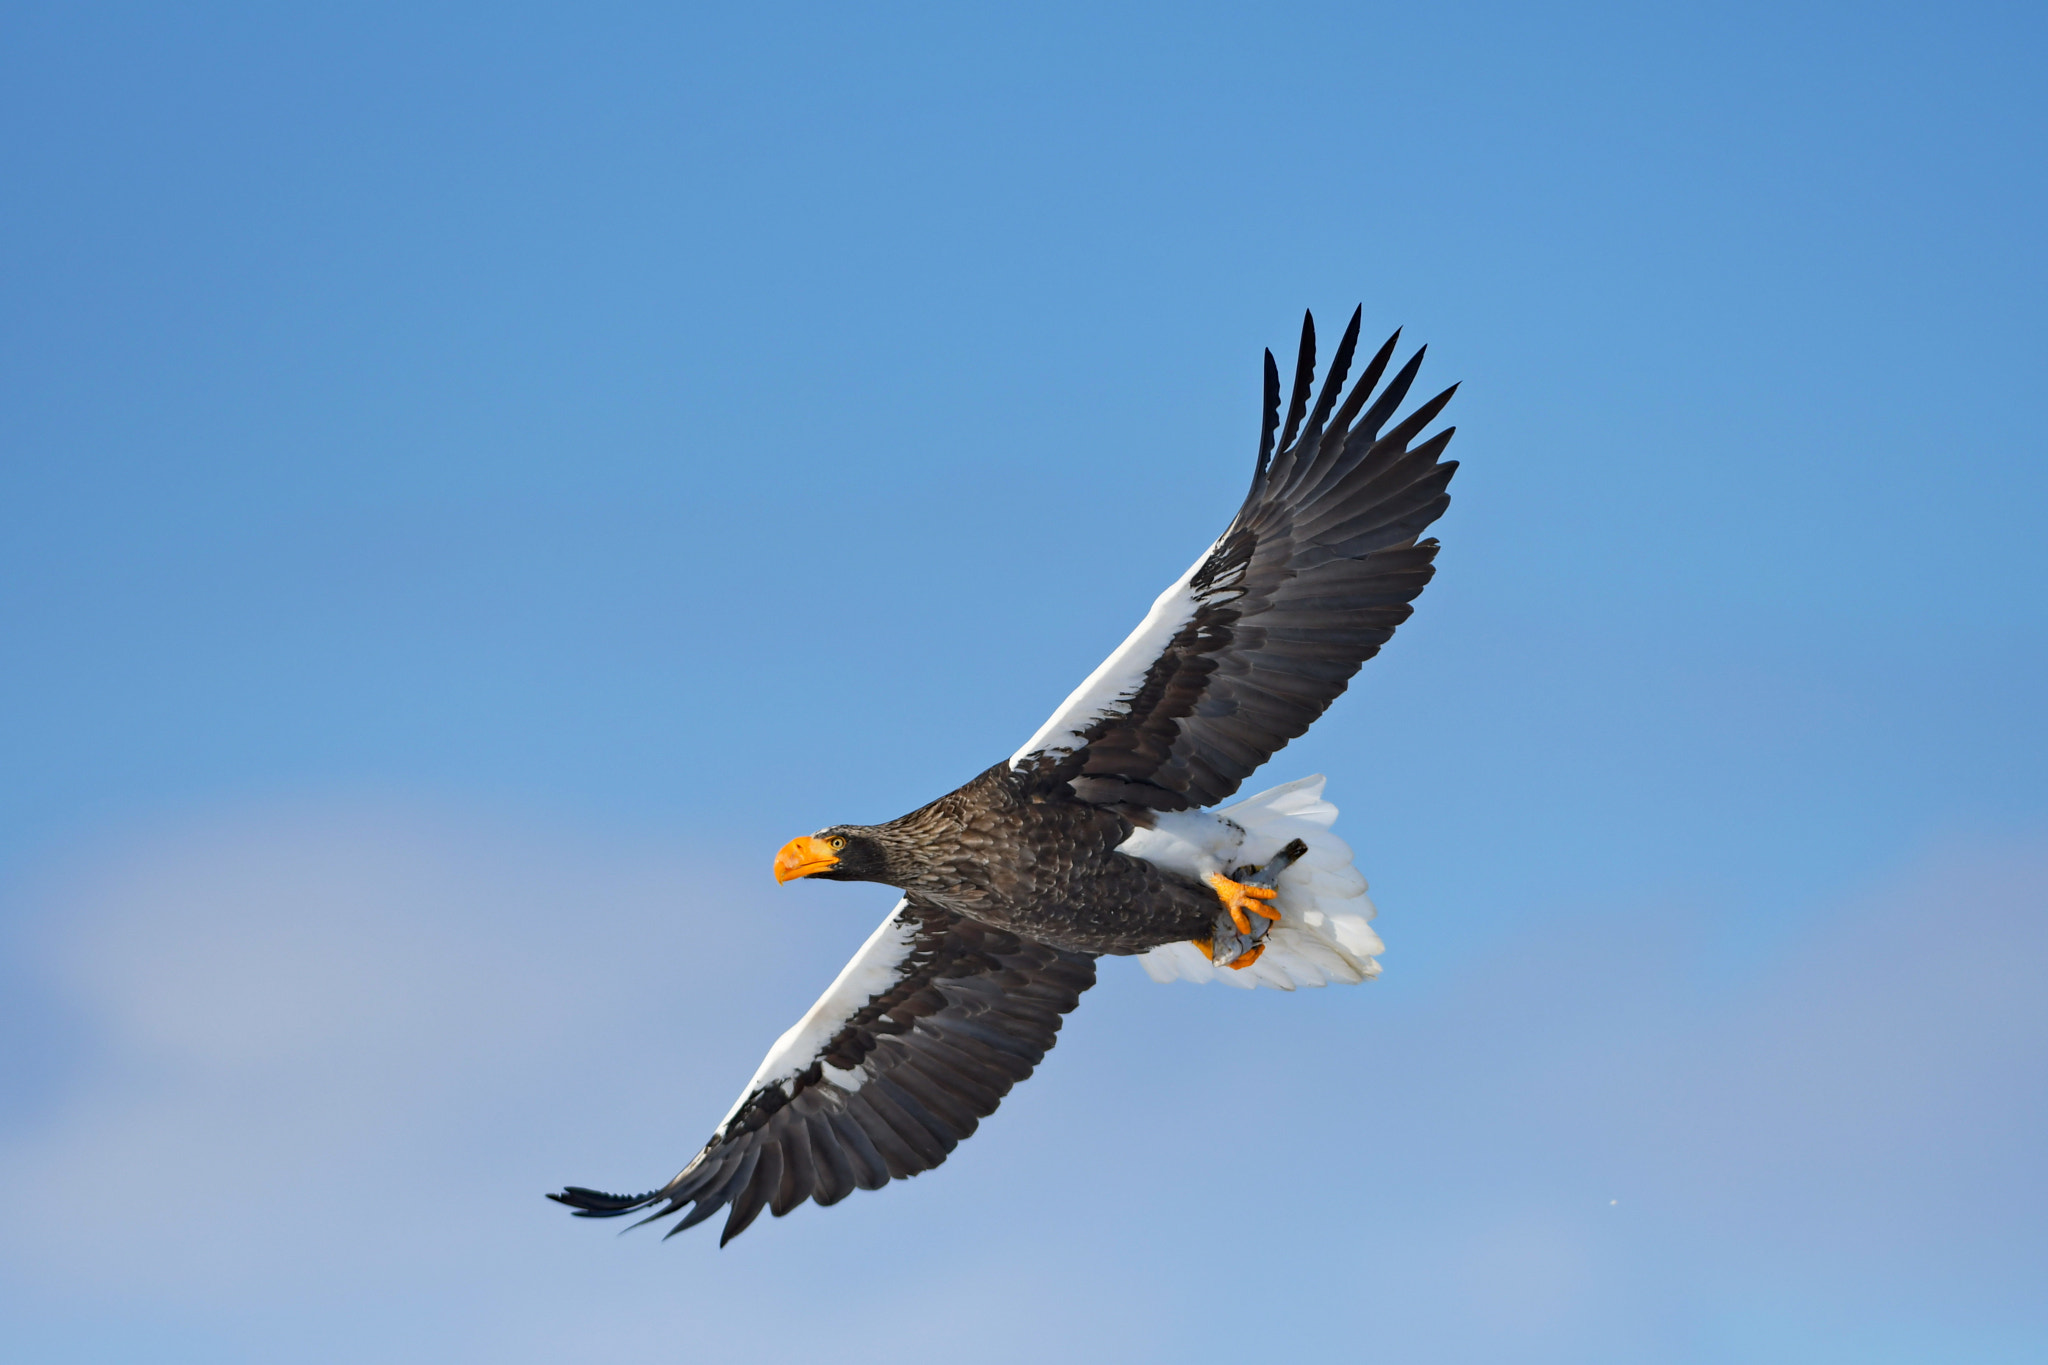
[1123,775,1383,991]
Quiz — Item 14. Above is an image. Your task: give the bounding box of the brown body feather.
[845,763,1216,955]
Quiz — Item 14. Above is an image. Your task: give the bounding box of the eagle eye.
[828,836,846,851]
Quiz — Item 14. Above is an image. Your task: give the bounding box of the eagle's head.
[772,827,898,885]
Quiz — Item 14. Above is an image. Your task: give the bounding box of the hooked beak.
[774,836,839,884]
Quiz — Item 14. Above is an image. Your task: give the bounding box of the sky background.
[2,2,2044,1360]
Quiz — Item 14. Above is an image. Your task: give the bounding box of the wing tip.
[1257,347,1281,478]
[548,1185,662,1218]
[1277,309,1318,455]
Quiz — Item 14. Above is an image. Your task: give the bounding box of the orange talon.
[1227,944,1266,971]
[1205,872,1280,933]
[1191,937,1215,960]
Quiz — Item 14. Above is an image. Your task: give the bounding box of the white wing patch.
[1125,775,1385,991]
[1007,542,1215,768]
[712,901,918,1131]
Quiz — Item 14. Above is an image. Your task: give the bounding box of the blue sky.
[2,2,2043,1360]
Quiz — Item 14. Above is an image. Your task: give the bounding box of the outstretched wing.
[1011,307,1458,811]
[550,897,1097,1246]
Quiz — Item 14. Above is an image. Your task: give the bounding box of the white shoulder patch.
[714,901,918,1129]
[1008,543,1215,768]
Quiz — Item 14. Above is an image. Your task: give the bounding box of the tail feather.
[1137,775,1385,992]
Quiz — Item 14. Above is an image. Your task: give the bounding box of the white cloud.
[2,803,2044,1362]
[0,799,843,1302]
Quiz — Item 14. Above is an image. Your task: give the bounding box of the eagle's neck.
[865,763,1025,893]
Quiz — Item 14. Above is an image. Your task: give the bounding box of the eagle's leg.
[1205,872,1281,934]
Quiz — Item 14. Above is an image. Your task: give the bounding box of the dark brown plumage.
[551,307,1459,1245]
[813,763,1217,955]
[556,900,1096,1245]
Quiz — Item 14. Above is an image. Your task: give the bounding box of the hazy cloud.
[2,805,2043,1362]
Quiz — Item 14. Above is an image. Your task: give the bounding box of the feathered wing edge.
[1011,306,1459,812]
[549,897,1097,1246]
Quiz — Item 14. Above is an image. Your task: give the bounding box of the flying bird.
[551,307,1459,1245]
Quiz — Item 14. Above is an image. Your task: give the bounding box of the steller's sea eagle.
[551,307,1458,1245]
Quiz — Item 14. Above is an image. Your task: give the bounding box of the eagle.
[551,307,1459,1245]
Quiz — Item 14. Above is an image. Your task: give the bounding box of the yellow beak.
[774,836,840,884]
